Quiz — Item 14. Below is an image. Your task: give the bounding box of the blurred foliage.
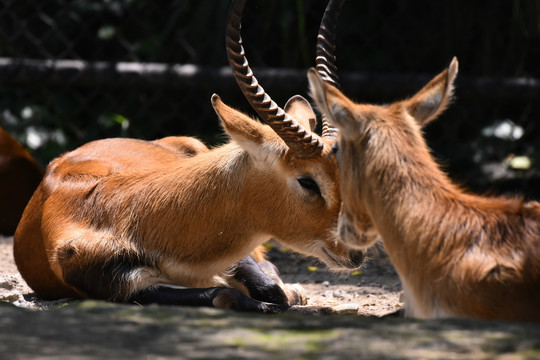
[0,0,539,194]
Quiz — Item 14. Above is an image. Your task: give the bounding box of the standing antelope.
[310,44,540,320]
[0,127,43,235]
[14,0,364,313]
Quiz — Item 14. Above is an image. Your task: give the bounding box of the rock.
[333,303,359,314]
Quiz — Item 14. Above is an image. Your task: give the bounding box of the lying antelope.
[310,51,540,321]
[0,127,43,235]
[14,0,364,313]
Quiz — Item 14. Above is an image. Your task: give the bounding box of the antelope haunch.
[310,57,540,321]
[14,0,364,313]
[0,127,43,235]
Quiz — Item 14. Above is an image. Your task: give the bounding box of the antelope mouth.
[321,247,364,270]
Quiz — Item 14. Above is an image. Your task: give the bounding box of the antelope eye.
[328,143,339,158]
[297,177,322,197]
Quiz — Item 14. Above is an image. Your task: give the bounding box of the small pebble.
[333,290,345,299]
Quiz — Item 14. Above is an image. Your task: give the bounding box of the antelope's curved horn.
[316,0,345,139]
[226,0,324,159]
[316,0,345,87]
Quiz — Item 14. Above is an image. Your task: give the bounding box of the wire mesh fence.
[0,0,539,194]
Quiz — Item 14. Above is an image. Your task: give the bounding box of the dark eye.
[328,143,339,158]
[297,177,321,197]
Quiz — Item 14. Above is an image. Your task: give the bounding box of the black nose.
[348,249,364,268]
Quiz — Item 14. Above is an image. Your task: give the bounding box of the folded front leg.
[231,255,306,306]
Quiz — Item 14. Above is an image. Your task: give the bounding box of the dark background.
[1,0,539,196]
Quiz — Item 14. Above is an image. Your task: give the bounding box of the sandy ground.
[0,235,403,315]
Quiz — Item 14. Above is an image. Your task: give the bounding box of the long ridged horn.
[316,0,345,139]
[226,0,324,159]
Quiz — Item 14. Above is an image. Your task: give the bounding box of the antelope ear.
[284,95,317,131]
[211,94,278,164]
[308,68,357,135]
[404,57,458,126]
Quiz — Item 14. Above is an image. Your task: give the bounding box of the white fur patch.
[126,267,165,294]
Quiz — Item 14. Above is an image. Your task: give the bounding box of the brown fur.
[0,127,43,235]
[14,95,363,302]
[309,58,540,321]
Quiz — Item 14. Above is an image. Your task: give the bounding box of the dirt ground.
[0,235,403,315]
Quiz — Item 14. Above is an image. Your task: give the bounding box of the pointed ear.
[308,68,357,135]
[404,57,458,126]
[211,94,278,164]
[211,94,264,146]
[284,95,317,131]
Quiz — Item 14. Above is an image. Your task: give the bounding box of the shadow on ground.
[1,301,539,359]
